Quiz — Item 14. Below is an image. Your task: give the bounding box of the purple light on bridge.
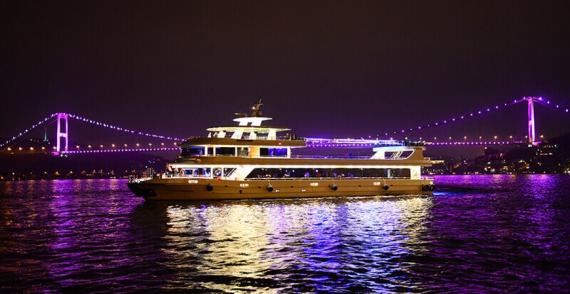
[56,113,69,153]
[528,97,537,145]
[61,147,181,155]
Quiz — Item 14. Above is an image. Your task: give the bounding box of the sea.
[1,175,569,292]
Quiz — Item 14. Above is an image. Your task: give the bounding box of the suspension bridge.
[1,96,568,156]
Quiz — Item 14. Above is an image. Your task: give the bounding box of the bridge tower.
[56,113,69,153]
[526,97,538,146]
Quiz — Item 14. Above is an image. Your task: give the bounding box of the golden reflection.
[163,196,432,292]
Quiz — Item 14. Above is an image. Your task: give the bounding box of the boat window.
[215,147,236,156]
[237,147,249,157]
[223,168,237,177]
[179,168,212,178]
[260,147,288,157]
[181,146,205,156]
[207,147,214,156]
[245,168,410,179]
[196,168,211,177]
[388,168,411,178]
[384,150,414,159]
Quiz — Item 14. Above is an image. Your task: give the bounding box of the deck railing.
[290,155,372,159]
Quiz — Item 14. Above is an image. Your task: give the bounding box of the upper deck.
[177,100,430,164]
[180,100,307,156]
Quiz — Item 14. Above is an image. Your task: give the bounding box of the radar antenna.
[235,98,264,117]
[250,99,263,117]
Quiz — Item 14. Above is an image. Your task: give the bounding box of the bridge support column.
[56,113,69,153]
[527,97,537,146]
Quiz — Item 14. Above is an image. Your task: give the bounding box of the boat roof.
[207,126,290,133]
[181,137,306,147]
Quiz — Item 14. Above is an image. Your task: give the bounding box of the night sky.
[2,1,570,143]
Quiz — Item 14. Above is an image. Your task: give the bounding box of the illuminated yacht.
[128,100,434,200]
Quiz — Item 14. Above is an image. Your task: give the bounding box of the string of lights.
[1,97,567,153]
[532,96,570,113]
[377,96,568,140]
[378,97,536,138]
[61,147,181,154]
[64,142,178,150]
[66,113,183,141]
[0,113,58,149]
[426,141,524,146]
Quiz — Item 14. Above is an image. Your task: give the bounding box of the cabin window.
[181,168,211,178]
[260,147,288,157]
[384,150,414,159]
[181,147,205,156]
[215,147,235,156]
[245,168,410,179]
[387,168,411,178]
[223,168,237,177]
[207,147,214,156]
[237,147,249,157]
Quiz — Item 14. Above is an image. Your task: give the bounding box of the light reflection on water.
[161,196,432,292]
[1,176,569,292]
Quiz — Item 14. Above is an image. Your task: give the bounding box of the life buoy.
[206,183,214,191]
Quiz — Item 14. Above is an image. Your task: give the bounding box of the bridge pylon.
[525,97,539,146]
[56,113,69,153]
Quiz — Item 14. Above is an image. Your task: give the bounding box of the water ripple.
[1,176,569,292]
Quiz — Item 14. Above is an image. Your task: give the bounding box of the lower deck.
[128,177,435,201]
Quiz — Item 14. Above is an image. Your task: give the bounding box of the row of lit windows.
[181,146,288,157]
[245,168,411,179]
[168,167,236,178]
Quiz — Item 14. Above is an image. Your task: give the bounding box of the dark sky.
[2,0,570,143]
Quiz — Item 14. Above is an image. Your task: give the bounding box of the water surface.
[1,175,569,292]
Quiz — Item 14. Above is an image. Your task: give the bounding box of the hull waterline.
[128,178,434,201]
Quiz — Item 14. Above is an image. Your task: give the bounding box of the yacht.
[128,100,434,200]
